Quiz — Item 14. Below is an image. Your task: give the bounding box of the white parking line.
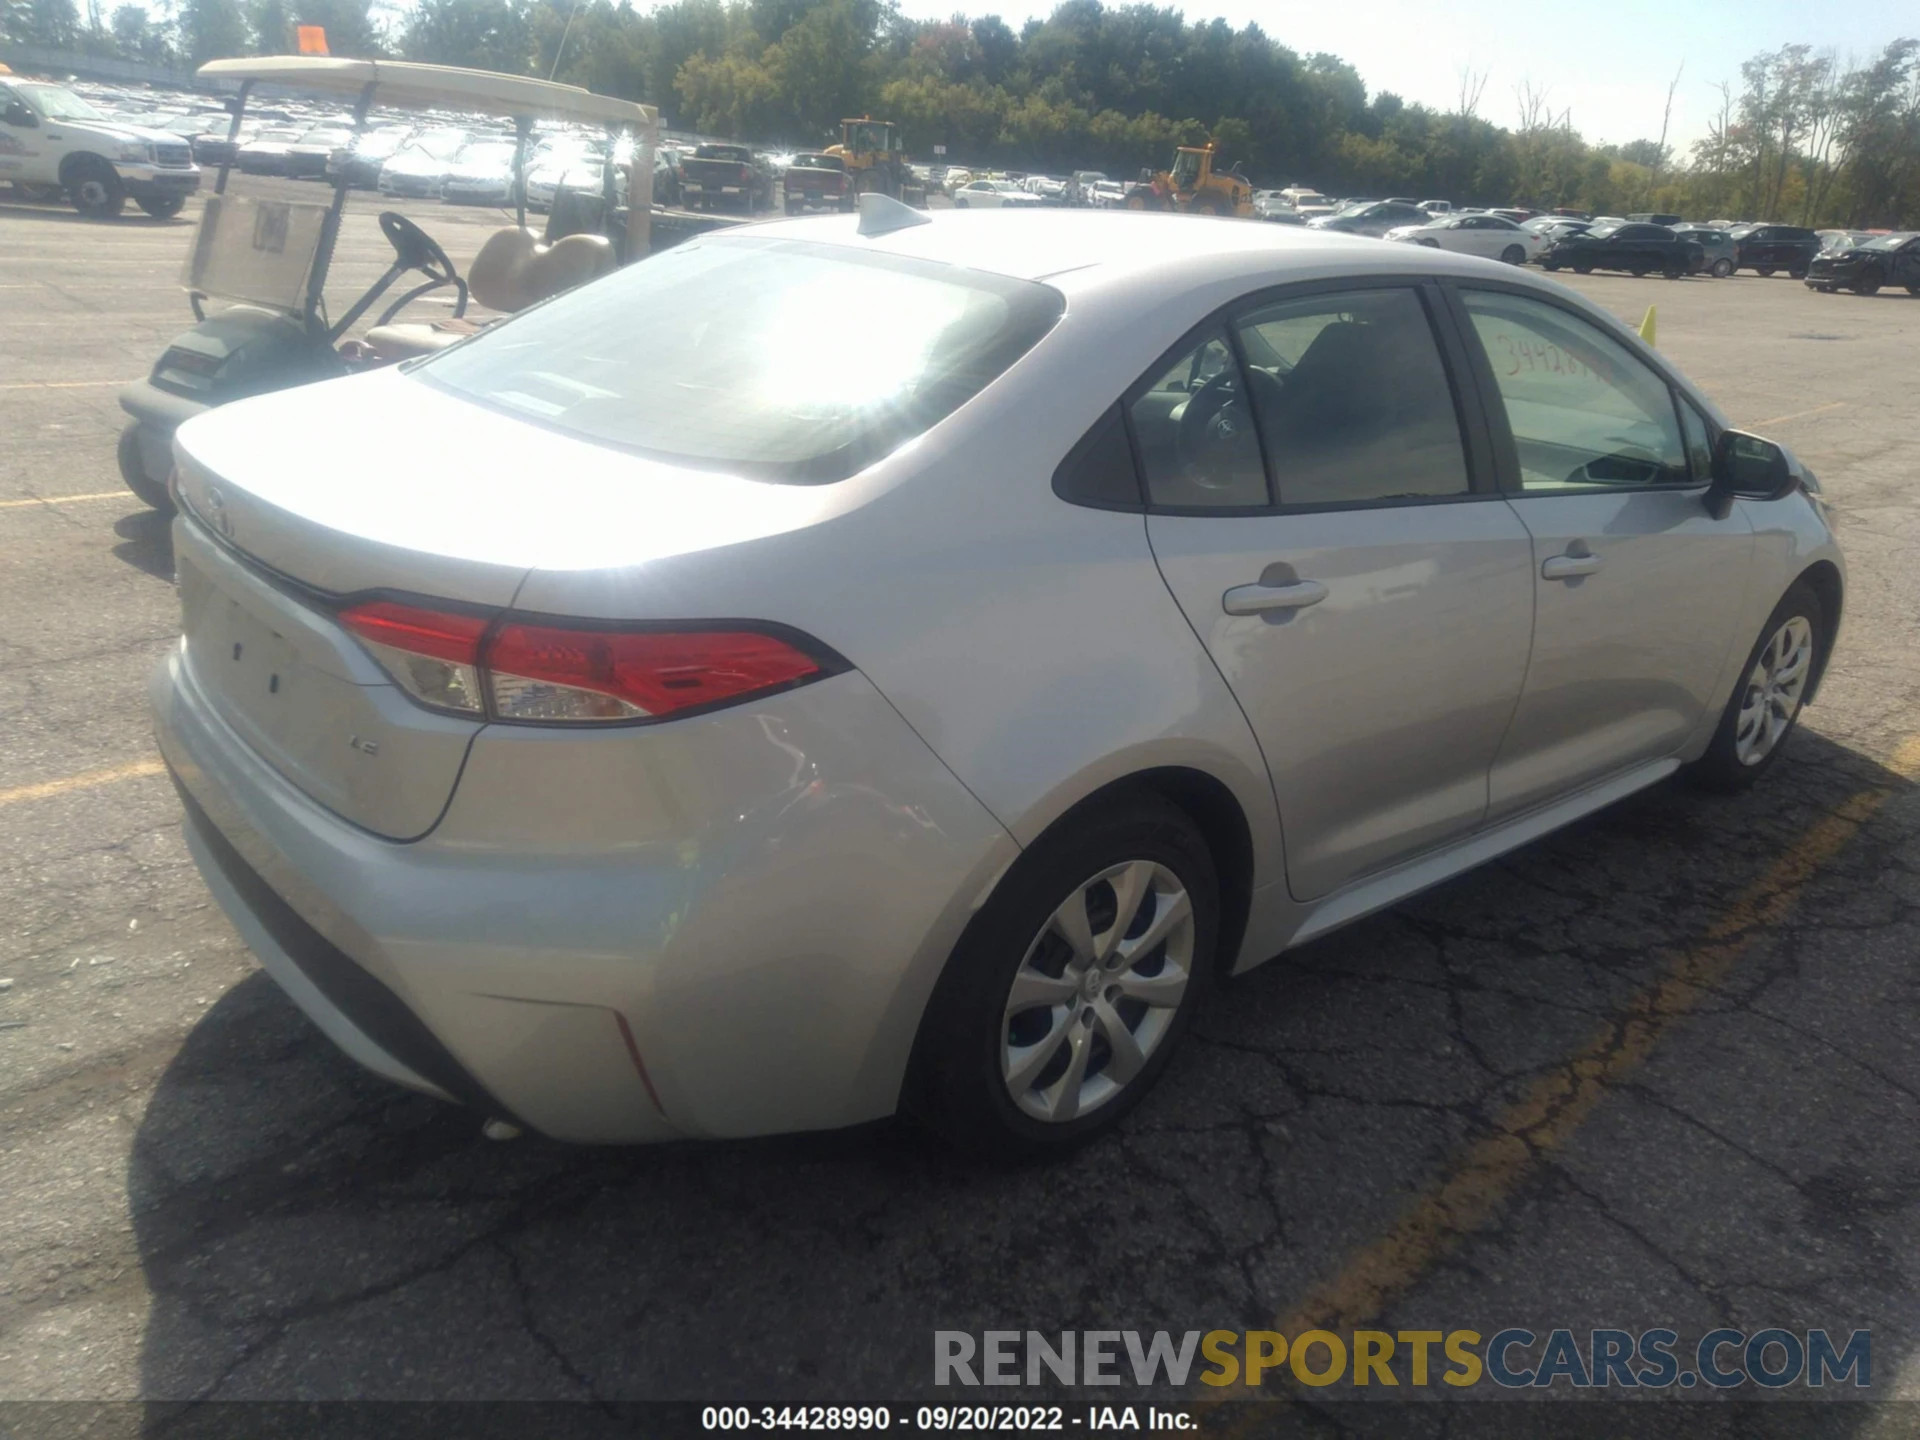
[0,491,131,511]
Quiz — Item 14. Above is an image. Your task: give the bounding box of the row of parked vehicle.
[1261,195,1919,295]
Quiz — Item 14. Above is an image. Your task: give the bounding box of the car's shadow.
[112,508,176,582]
[128,729,1920,1416]
[0,198,193,225]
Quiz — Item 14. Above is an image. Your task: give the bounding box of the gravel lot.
[2,182,1918,1426]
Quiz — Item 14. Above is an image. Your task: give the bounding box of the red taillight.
[337,601,831,725]
[339,600,489,665]
[487,623,823,722]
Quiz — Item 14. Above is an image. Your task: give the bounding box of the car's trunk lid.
[168,368,859,838]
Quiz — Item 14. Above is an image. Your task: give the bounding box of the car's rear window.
[419,235,1063,484]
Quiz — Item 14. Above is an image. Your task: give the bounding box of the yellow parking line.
[1264,731,1920,1348]
[0,759,166,809]
[0,379,143,391]
[0,491,130,511]
[1750,400,1850,428]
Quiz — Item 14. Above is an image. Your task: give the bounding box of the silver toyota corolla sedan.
[153,202,1843,1156]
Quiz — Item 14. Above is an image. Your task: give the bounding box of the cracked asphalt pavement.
[2,187,1919,1429]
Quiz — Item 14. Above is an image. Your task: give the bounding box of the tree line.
[6,0,1916,225]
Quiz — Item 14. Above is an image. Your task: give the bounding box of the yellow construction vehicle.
[1123,142,1253,217]
[825,117,927,208]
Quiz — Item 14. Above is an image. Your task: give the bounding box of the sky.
[886,0,1907,154]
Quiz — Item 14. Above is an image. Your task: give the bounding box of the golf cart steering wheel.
[379,211,457,283]
[1176,367,1283,487]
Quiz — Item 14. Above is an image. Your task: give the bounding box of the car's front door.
[1140,283,1536,900]
[1450,285,1756,819]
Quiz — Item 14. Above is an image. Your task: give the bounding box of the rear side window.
[1233,288,1468,506]
[420,235,1063,484]
[1460,289,1687,491]
[1128,330,1266,508]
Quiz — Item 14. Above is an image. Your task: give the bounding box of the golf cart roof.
[196,57,655,129]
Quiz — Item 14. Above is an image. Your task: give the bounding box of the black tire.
[955,197,968,208]
[908,790,1219,1159]
[1663,259,1684,279]
[784,197,799,216]
[1855,270,1882,296]
[1500,244,1526,265]
[1688,580,1823,793]
[66,156,125,219]
[136,195,186,219]
[1541,259,1561,272]
[1711,257,1733,278]
[117,423,175,513]
[1906,285,1920,297]
[1573,261,1593,274]
[1758,266,1776,277]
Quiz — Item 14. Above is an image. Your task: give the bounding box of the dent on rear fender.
[411,670,1020,1137]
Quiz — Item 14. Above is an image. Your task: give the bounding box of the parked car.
[1386,211,1543,264]
[151,210,1841,1157]
[954,179,1045,209]
[1541,221,1702,278]
[327,125,416,189]
[1815,229,1877,255]
[1253,191,1306,224]
[1734,224,1821,278]
[188,120,254,168]
[524,138,621,210]
[1024,175,1068,204]
[1668,225,1736,277]
[680,143,771,212]
[1805,231,1920,295]
[1307,199,1427,236]
[782,151,849,213]
[1627,212,1682,226]
[1417,199,1453,216]
[377,131,467,198]
[1090,180,1126,208]
[285,125,351,180]
[0,76,201,218]
[234,125,307,175]
[1067,170,1108,206]
[440,138,520,205]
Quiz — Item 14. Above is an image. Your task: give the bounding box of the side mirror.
[4,102,39,128]
[1706,429,1799,517]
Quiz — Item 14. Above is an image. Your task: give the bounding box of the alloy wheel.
[1000,859,1194,1124]
[1734,616,1814,766]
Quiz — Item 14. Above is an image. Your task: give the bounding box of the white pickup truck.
[0,76,201,218]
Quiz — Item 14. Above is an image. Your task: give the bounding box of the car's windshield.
[18,83,105,121]
[420,235,1064,484]
[1170,151,1202,186]
[1862,233,1916,251]
[794,154,843,169]
[1585,223,1621,238]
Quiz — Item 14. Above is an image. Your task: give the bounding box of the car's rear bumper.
[153,635,1017,1144]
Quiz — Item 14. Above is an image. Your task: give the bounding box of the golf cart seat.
[365,226,616,361]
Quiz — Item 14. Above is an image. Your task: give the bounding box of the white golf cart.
[118,56,658,510]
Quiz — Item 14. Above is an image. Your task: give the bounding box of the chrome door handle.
[1222,579,1329,615]
[1541,553,1603,580]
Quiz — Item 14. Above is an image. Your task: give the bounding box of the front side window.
[1460,289,1688,491]
[1233,288,1469,506]
[422,235,1062,484]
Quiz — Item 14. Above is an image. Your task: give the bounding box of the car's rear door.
[1444,283,1755,818]
[1140,280,1536,901]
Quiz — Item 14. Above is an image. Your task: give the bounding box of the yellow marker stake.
[1638,305,1656,346]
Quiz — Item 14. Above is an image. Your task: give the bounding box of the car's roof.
[739,208,1522,291]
